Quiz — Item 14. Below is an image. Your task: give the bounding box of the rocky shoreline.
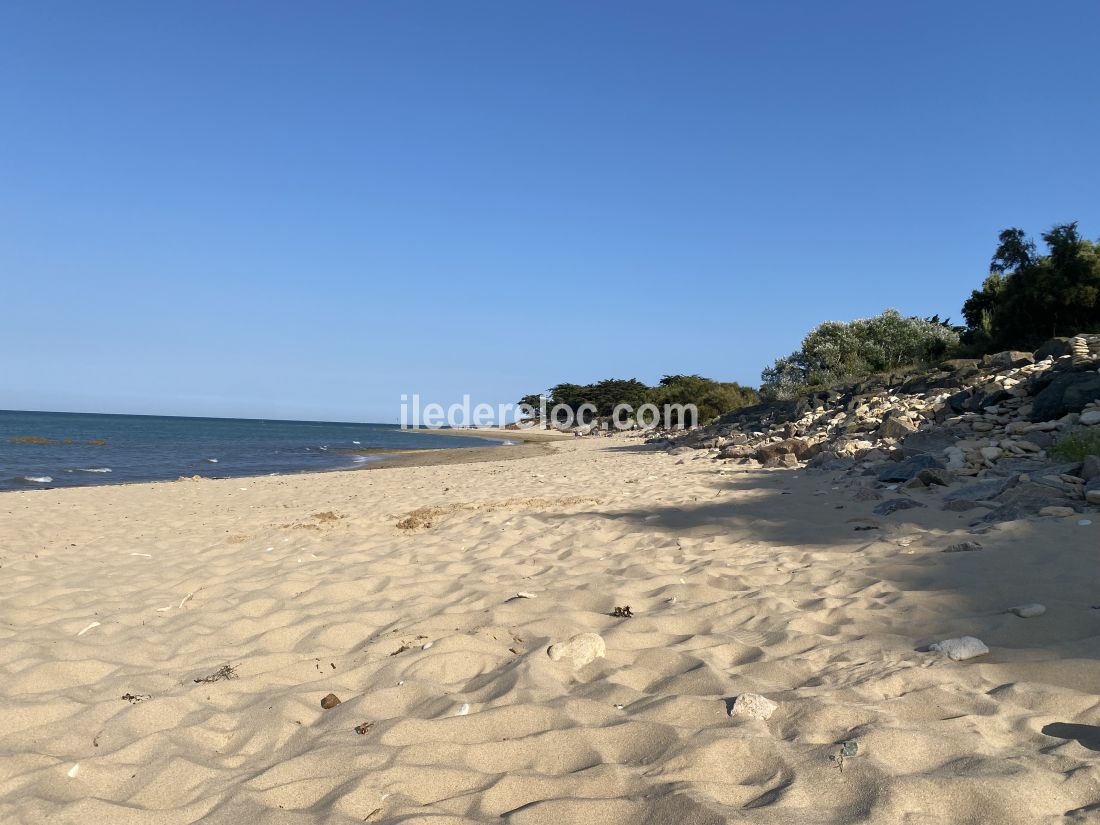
[665,334,1100,524]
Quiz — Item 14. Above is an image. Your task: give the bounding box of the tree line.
[522,222,1100,420]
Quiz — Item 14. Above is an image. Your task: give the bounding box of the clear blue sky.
[2,1,1098,422]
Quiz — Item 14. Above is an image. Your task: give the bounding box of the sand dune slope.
[2,439,1100,824]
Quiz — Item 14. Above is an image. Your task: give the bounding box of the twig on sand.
[193,664,238,683]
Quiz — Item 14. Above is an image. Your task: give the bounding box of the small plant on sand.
[1050,430,1100,462]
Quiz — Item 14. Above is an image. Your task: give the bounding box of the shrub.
[760,310,960,399]
[1050,430,1100,462]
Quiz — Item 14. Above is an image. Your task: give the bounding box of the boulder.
[982,351,1034,370]
[755,438,811,463]
[1082,455,1100,482]
[878,454,943,483]
[1029,372,1100,422]
[1033,338,1074,361]
[943,475,1018,503]
[876,417,917,441]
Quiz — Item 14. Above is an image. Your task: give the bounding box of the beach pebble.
[320,693,342,709]
[730,692,778,721]
[943,541,982,553]
[547,632,606,668]
[455,703,470,716]
[1009,603,1046,618]
[514,592,537,599]
[67,764,79,778]
[929,636,989,661]
[1040,506,1075,518]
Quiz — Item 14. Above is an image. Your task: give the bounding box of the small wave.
[77,467,112,473]
[19,476,53,484]
[352,440,361,445]
[205,458,218,463]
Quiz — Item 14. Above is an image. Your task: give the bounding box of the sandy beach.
[3,436,1100,824]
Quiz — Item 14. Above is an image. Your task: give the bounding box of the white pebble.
[76,622,100,637]
[455,703,470,716]
[421,641,433,650]
[67,764,80,778]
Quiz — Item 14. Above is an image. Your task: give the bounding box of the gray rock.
[1029,372,1100,422]
[878,454,942,483]
[873,498,927,516]
[668,446,694,456]
[1082,455,1100,482]
[943,475,1019,503]
[917,467,955,487]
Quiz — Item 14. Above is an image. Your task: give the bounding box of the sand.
[2,437,1100,824]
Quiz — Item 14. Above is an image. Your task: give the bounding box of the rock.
[1087,490,1100,505]
[1083,456,1100,482]
[851,487,882,502]
[1034,338,1074,361]
[547,632,606,668]
[943,540,983,552]
[873,498,927,516]
[917,468,955,487]
[979,446,1004,462]
[1040,506,1075,517]
[982,350,1034,370]
[943,475,1018,503]
[730,692,778,721]
[877,417,917,441]
[943,499,982,512]
[878,454,942,483]
[668,446,694,456]
[321,693,342,709]
[1009,603,1046,618]
[1080,410,1100,426]
[929,636,989,661]
[1029,372,1100,422]
[755,438,811,464]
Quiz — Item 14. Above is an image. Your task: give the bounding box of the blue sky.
[2,1,1098,422]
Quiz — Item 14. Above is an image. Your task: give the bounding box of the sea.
[0,410,512,492]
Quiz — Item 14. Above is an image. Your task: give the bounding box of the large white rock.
[730,692,778,721]
[547,633,606,668]
[930,636,989,661]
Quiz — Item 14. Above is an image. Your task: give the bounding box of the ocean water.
[0,410,510,492]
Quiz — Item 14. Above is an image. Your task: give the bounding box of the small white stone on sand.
[1009,603,1046,618]
[76,622,100,637]
[455,703,470,716]
[129,553,152,557]
[421,641,433,650]
[730,692,778,721]
[930,636,989,660]
[514,592,537,599]
[67,764,79,778]
[547,632,606,668]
